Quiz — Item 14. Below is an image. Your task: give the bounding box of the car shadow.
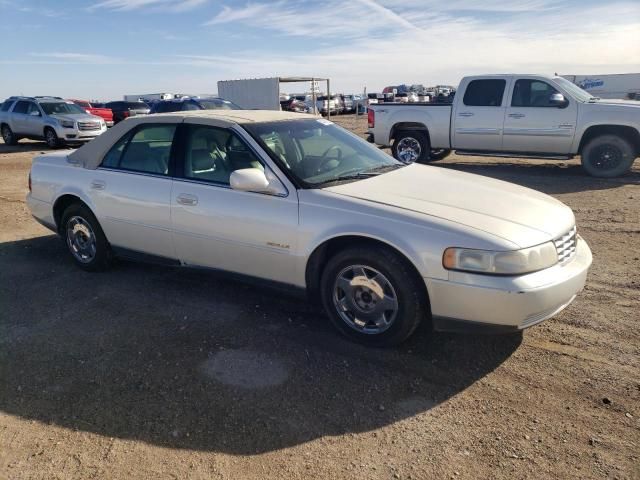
[0,235,521,455]
[434,159,640,195]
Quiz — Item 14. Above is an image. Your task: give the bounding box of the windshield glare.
[199,99,241,110]
[40,102,87,115]
[244,119,401,187]
[553,77,594,102]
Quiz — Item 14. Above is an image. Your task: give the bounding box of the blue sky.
[0,0,638,101]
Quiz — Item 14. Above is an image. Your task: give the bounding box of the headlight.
[443,242,558,275]
[59,120,75,128]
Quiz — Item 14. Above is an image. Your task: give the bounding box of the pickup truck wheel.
[392,131,430,164]
[429,149,452,161]
[61,204,112,272]
[581,135,636,177]
[320,246,428,346]
[1,125,17,145]
[44,128,60,149]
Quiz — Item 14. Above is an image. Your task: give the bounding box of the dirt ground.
[0,116,638,480]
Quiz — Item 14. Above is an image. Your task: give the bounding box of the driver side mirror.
[549,93,568,108]
[230,168,286,195]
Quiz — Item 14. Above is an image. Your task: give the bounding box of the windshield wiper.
[362,163,405,174]
[312,171,380,187]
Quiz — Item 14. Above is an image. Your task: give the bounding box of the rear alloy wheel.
[1,125,17,145]
[61,203,112,271]
[392,131,430,164]
[581,134,635,177]
[321,246,428,346]
[44,128,60,149]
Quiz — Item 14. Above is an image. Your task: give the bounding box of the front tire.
[61,203,112,271]
[320,246,429,346]
[581,134,636,177]
[44,127,61,149]
[1,125,17,145]
[392,131,430,164]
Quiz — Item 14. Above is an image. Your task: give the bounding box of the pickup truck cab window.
[512,80,562,107]
[463,79,506,107]
[179,124,264,185]
[101,124,177,176]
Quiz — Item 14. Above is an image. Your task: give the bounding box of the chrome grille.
[554,226,577,263]
[78,121,101,131]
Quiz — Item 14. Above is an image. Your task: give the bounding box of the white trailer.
[562,73,640,100]
[217,76,330,114]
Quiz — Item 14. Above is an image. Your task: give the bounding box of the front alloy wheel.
[45,128,59,148]
[333,265,399,335]
[320,246,428,346]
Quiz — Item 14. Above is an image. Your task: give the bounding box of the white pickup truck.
[367,74,640,177]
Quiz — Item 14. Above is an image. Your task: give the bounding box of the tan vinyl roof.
[69,110,316,169]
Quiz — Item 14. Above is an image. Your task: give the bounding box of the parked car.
[149,97,240,114]
[407,92,419,103]
[316,95,342,115]
[395,92,410,103]
[26,110,591,346]
[68,99,114,127]
[342,95,356,113]
[366,93,380,107]
[368,74,640,177]
[105,101,150,124]
[280,95,310,113]
[0,96,106,148]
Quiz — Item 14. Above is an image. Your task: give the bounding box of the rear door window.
[463,80,506,106]
[1,100,14,112]
[13,101,29,114]
[101,124,177,175]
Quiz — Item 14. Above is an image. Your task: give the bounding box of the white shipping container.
[562,73,640,100]
[217,78,280,110]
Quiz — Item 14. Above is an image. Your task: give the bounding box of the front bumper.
[425,237,592,333]
[59,125,107,143]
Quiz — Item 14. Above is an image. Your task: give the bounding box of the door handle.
[508,113,525,118]
[176,194,198,206]
[90,180,106,190]
[458,112,474,117]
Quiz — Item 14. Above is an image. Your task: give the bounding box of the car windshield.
[244,119,403,188]
[199,99,241,110]
[553,77,595,102]
[40,102,87,115]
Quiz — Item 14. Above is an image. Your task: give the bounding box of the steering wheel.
[317,145,343,173]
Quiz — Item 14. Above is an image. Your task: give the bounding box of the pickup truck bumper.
[425,236,592,333]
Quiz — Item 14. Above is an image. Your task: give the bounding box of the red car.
[68,99,114,127]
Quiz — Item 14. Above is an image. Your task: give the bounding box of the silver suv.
[0,96,107,148]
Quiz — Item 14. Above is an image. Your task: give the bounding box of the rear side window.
[13,101,29,114]
[511,79,560,107]
[463,80,506,107]
[1,100,14,112]
[101,124,176,175]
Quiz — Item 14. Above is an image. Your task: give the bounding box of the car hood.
[323,164,575,248]
[51,113,102,122]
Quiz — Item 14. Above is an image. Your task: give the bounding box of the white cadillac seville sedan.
[27,110,592,346]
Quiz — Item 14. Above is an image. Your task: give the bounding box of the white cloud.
[90,0,207,12]
[28,52,115,63]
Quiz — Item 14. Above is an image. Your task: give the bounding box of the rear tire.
[1,125,17,145]
[581,134,636,177]
[392,131,430,164]
[429,149,452,161]
[44,127,60,149]
[320,246,429,346]
[61,203,112,272]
